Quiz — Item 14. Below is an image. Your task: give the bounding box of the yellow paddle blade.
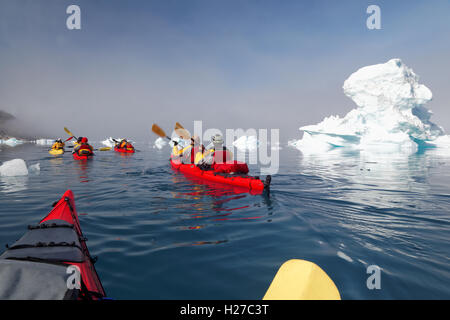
[64,127,74,137]
[174,127,191,140]
[152,124,167,138]
[263,259,341,300]
[98,147,111,151]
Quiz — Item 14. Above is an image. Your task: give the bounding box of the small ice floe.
[153,137,167,150]
[0,159,29,177]
[101,137,120,148]
[0,159,40,177]
[337,251,354,263]
[28,163,40,174]
[233,136,258,151]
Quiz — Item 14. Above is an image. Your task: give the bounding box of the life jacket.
[76,143,93,156]
[182,145,203,164]
[52,142,64,150]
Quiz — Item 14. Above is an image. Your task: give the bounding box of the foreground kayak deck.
[170,159,271,192]
[0,190,105,300]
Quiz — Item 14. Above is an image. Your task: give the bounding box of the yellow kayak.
[49,148,64,155]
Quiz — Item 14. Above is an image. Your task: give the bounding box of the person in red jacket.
[73,137,94,157]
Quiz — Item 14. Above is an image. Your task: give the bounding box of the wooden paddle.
[64,127,77,140]
[263,259,341,300]
[152,124,173,142]
[174,122,191,140]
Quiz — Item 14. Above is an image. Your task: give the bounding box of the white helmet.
[211,134,224,145]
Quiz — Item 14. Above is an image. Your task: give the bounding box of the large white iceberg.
[291,59,449,153]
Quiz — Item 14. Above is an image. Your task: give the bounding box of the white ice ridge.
[233,136,258,151]
[35,139,55,146]
[0,138,25,147]
[290,59,450,153]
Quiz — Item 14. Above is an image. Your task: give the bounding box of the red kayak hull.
[170,159,267,191]
[73,153,94,160]
[114,146,135,153]
[40,190,105,298]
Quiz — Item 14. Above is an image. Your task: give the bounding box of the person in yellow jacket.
[51,139,65,150]
[180,135,204,164]
[116,139,134,151]
[171,136,190,158]
[195,134,233,166]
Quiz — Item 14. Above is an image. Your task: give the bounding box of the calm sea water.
[0,142,449,299]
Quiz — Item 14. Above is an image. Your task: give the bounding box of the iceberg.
[291,59,449,153]
[35,139,55,146]
[0,159,29,177]
[0,138,24,147]
[101,137,120,148]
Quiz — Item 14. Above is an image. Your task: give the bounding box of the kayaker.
[51,138,65,150]
[116,139,134,151]
[196,134,233,166]
[181,135,204,164]
[171,137,190,158]
[73,137,94,157]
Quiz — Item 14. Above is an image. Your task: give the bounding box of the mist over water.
[2,1,450,143]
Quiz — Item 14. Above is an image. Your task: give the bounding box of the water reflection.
[0,176,28,193]
[169,174,272,235]
[295,148,450,268]
[297,148,444,210]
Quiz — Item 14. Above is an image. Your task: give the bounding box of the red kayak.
[170,159,271,192]
[73,152,94,160]
[114,146,135,153]
[0,190,105,300]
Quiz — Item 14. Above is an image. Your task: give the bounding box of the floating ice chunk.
[233,136,258,151]
[337,251,354,263]
[0,138,24,147]
[0,159,29,177]
[291,59,449,153]
[35,139,55,145]
[153,137,167,149]
[102,137,119,148]
[28,163,40,174]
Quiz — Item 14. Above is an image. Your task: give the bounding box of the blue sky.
[1,0,450,140]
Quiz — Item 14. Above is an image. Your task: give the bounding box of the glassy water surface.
[0,143,449,299]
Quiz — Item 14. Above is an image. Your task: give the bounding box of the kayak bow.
[0,190,105,300]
